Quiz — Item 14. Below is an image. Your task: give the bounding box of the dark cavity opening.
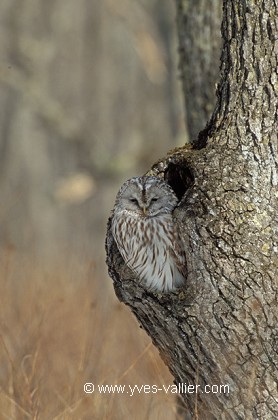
[164,162,194,201]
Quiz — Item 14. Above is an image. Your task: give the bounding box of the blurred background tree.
[176,0,222,141]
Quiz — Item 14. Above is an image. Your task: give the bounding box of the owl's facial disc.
[129,196,148,216]
[116,176,178,217]
[126,193,157,215]
[141,195,159,216]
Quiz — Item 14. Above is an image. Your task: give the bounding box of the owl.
[111,176,186,292]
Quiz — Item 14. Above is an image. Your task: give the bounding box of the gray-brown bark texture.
[176,0,222,141]
[106,1,278,419]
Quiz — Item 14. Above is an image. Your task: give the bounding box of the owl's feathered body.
[111,176,186,292]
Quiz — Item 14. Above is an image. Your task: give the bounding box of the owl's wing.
[171,223,187,279]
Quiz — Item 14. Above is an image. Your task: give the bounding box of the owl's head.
[114,176,178,217]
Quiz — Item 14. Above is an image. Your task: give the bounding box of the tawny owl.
[111,176,186,292]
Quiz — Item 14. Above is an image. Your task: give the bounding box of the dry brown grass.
[0,249,181,419]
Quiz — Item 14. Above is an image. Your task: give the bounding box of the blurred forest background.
[0,0,185,259]
[0,0,221,418]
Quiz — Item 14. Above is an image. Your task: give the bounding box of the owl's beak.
[142,206,148,216]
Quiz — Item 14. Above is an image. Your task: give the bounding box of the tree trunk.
[176,0,222,142]
[106,0,278,418]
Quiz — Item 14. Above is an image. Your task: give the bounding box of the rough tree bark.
[106,1,278,419]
